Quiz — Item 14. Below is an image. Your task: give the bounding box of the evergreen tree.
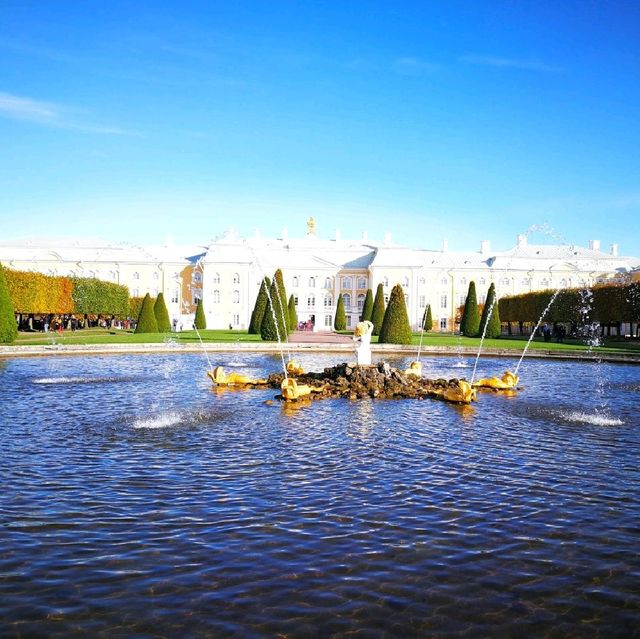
[287,294,297,330]
[153,292,171,332]
[422,304,433,331]
[379,284,412,344]
[460,281,480,337]
[260,278,287,341]
[134,293,159,334]
[371,283,386,336]
[194,298,206,330]
[248,276,271,334]
[478,283,501,338]
[334,294,346,330]
[361,288,373,322]
[0,263,18,343]
[272,269,289,334]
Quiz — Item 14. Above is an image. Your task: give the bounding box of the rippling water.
[1,352,639,638]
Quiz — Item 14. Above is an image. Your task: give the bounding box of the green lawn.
[8,328,640,355]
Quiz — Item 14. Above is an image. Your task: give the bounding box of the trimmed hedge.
[378,284,412,344]
[5,269,74,314]
[478,283,501,338]
[460,281,480,337]
[371,283,386,336]
[154,292,172,332]
[334,294,346,331]
[134,293,158,333]
[248,277,271,334]
[288,294,297,331]
[194,298,206,330]
[0,263,18,343]
[260,276,287,341]
[72,277,129,317]
[361,288,373,322]
[422,304,433,331]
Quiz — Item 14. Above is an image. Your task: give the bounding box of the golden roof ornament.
[307,216,316,236]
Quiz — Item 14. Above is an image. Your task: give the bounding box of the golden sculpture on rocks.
[280,378,323,400]
[286,360,305,376]
[472,371,519,390]
[207,366,267,386]
[442,380,477,404]
[403,361,423,377]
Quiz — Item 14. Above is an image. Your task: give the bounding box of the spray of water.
[513,288,562,376]
[192,323,215,373]
[470,295,498,384]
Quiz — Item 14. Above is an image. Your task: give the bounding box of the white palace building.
[1,218,639,331]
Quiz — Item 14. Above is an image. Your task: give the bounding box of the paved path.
[289,331,353,344]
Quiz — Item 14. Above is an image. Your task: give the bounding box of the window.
[171,289,179,304]
[541,278,550,288]
[521,278,530,286]
[346,315,352,328]
[357,294,365,310]
[233,314,240,326]
[152,288,158,297]
[403,276,409,287]
[384,294,389,304]
[133,272,140,280]
[213,272,220,284]
[233,273,240,284]
[324,314,332,327]
[479,294,486,304]
[233,290,240,303]
[294,295,299,306]
[440,294,447,309]
[459,277,467,286]
[459,294,466,306]
[404,294,409,306]
[153,272,159,280]
[292,276,299,288]
[309,277,316,288]
[441,277,448,286]
[109,270,116,281]
[342,293,351,309]
[324,294,333,308]
[419,295,426,308]
[440,318,448,330]
[213,290,220,304]
[194,272,202,283]
[324,277,332,289]
[307,295,315,308]
[383,277,389,288]
[173,272,179,280]
[357,276,367,289]
[133,288,139,297]
[500,277,510,286]
[342,276,352,290]
[560,278,568,288]
[419,277,425,285]
[479,277,486,286]
[88,270,96,279]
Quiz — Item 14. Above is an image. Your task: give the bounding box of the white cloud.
[460,55,563,73]
[0,90,136,135]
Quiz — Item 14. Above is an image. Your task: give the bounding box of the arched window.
[293,295,298,306]
[459,277,467,287]
[153,272,159,280]
[560,278,568,288]
[292,276,299,288]
[324,277,332,289]
[307,295,315,308]
[171,289,179,303]
[521,278,530,286]
[342,276,352,290]
[233,290,240,303]
[342,293,351,309]
[152,288,158,297]
[357,293,365,310]
[419,277,426,285]
[133,272,140,280]
[357,276,367,289]
[440,277,448,286]
[383,277,389,288]
[324,294,333,308]
[88,270,96,279]
[309,277,316,288]
[213,272,221,284]
[541,278,550,288]
[133,288,139,297]
[501,277,510,286]
[194,272,202,283]
[403,276,409,287]
[479,277,486,286]
[233,273,240,284]
[213,290,220,304]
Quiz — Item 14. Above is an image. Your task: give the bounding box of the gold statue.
[442,380,477,404]
[353,320,374,366]
[403,361,422,377]
[207,366,267,386]
[286,360,305,376]
[307,216,316,236]
[280,378,323,401]
[472,371,519,390]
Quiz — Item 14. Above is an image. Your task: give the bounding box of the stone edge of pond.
[1,342,639,365]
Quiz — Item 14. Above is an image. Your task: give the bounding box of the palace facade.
[1,219,638,331]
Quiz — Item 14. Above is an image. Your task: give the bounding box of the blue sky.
[1,1,639,255]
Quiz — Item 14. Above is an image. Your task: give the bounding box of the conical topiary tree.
[460,281,480,337]
[478,283,501,338]
[0,263,18,343]
[194,298,206,330]
[260,278,287,341]
[153,292,171,332]
[361,288,373,322]
[422,304,433,331]
[371,283,386,336]
[378,284,412,344]
[248,276,271,334]
[288,294,297,331]
[272,269,289,334]
[134,293,159,333]
[334,294,346,330]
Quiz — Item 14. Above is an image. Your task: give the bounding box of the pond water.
[1,352,639,638]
